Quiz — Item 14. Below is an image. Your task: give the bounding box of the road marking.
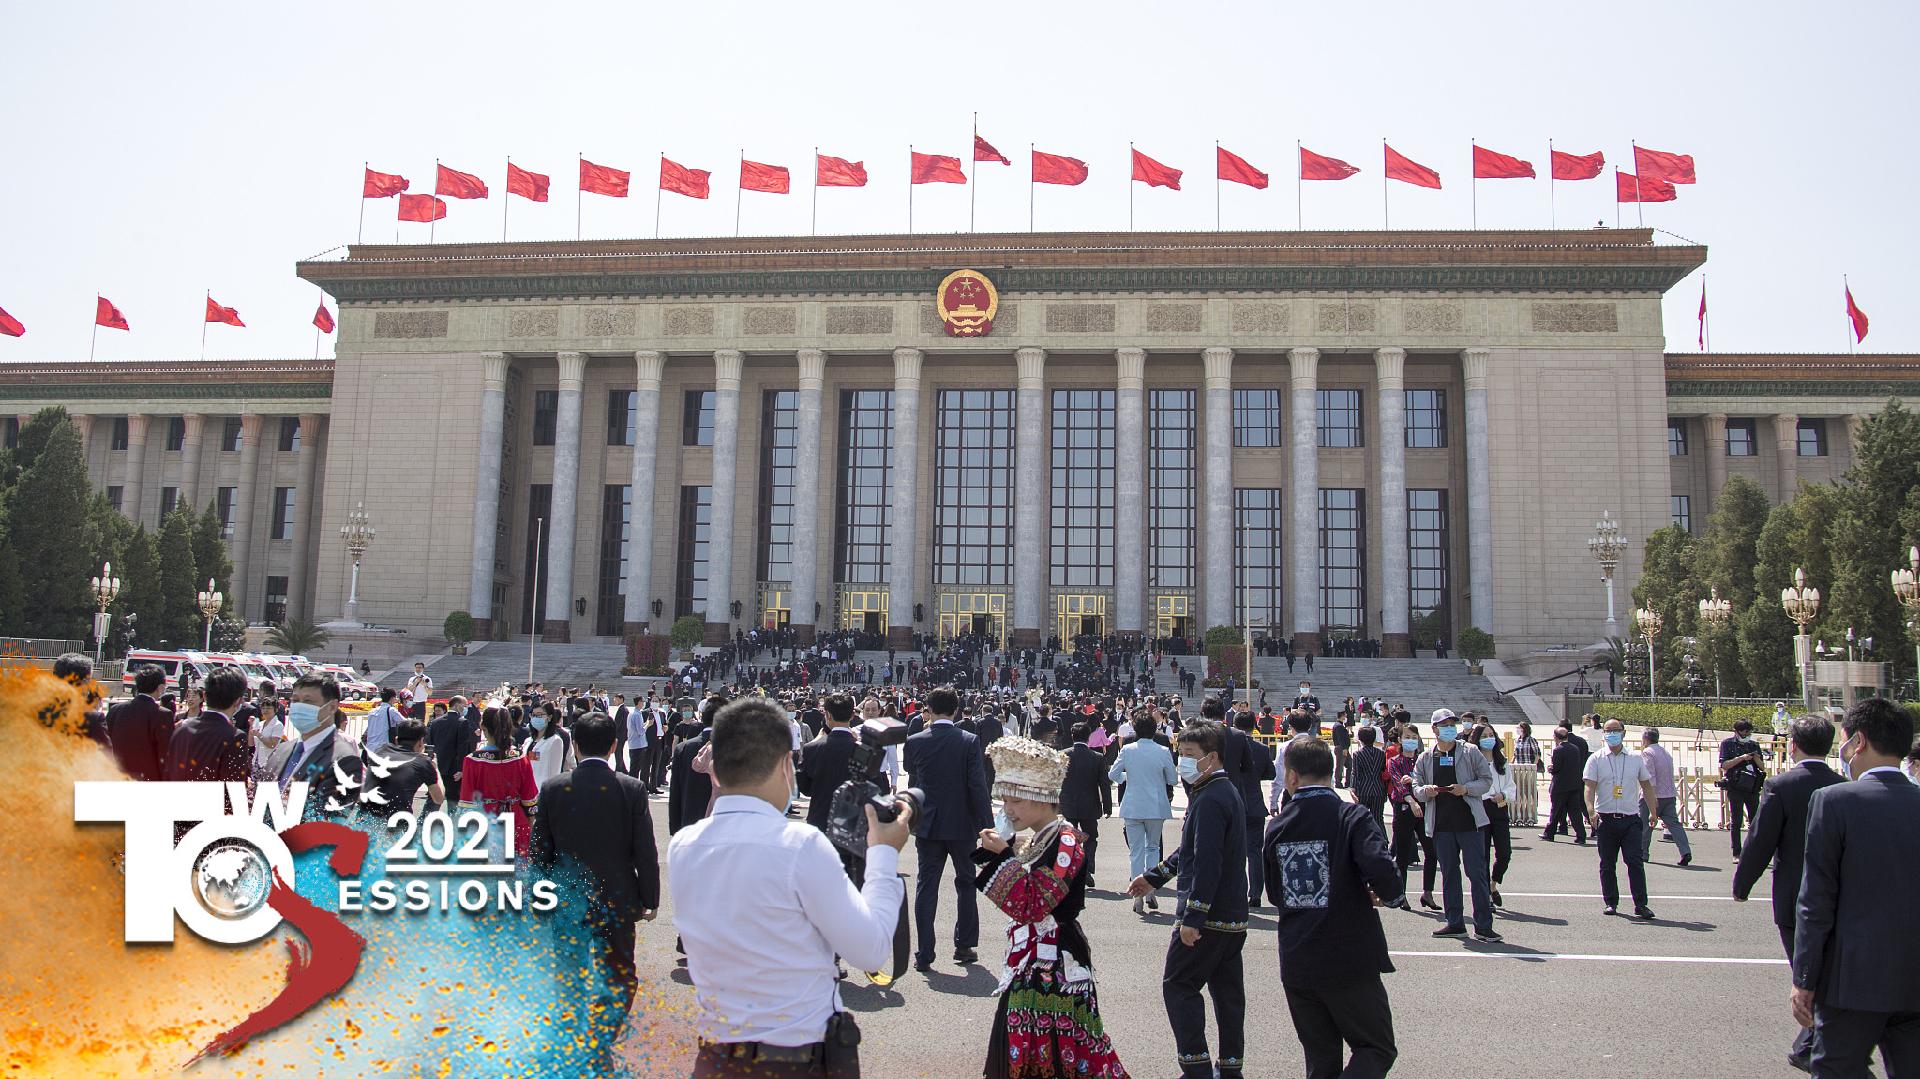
[1391,950,1785,965]
[1499,892,1761,902]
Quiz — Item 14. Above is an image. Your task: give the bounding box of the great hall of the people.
[3,229,1911,656]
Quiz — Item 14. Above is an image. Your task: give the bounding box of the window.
[221,417,242,451]
[1234,488,1284,630]
[934,389,1016,587]
[1672,494,1692,533]
[1051,389,1115,588]
[165,417,185,451]
[1726,418,1756,456]
[759,390,799,582]
[1232,389,1283,448]
[531,390,559,446]
[1317,389,1363,448]
[522,485,552,632]
[607,389,636,447]
[215,487,236,538]
[1319,488,1366,632]
[1405,389,1447,449]
[277,417,300,452]
[1797,418,1828,457]
[596,485,631,636]
[160,486,179,518]
[683,390,716,447]
[836,390,893,585]
[1150,389,1197,590]
[1408,490,1450,638]
[263,576,289,625]
[270,487,295,540]
[1667,420,1688,456]
[676,485,713,618]
[106,486,124,512]
[111,417,129,451]
[2,416,17,450]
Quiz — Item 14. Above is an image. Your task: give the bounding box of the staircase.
[382,640,637,695]
[1248,656,1528,726]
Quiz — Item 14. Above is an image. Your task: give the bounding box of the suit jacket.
[106,695,175,781]
[797,727,860,831]
[903,721,991,842]
[1223,727,1275,821]
[1547,740,1586,792]
[1059,743,1106,821]
[161,709,250,783]
[1732,760,1845,928]
[264,729,362,820]
[667,730,713,834]
[532,758,661,923]
[1792,770,1920,1012]
[427,713,477,791]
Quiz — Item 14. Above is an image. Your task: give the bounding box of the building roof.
[1665,354,1920,380]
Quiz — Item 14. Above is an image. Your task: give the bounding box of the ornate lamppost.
[90,562,120,665]
[1588,511,1626,640]
[1697,586,1731,698]
[1633,605,1663,701]
[1891,546,1920,697]
[339,502,375,628]
[1781,566,1821,710]
[196,578,223,650]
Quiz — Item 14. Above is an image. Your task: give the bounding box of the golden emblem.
[936,269,998,337]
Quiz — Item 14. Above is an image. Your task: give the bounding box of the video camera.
[826,717,924,857]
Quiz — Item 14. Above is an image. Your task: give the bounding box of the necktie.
[279,743,307,788]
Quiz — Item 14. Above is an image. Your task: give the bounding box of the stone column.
[1011,347,1049,650]
[887,348,923,649]
[467,353,509,639]
[179,413,207,512]
[1114,348,1147,638]
[230,414,264,618]
[702,349,743,646]
[1774,413,1799,502]
[1702,412,1728,519]
[72,414,95,479]
[1288,348,1320,655]
[121,413,149,525]
[1202,347,1235,633]
[289,413,325,623]
[1376,348,1411,657]
[1463,348,1494,636]
[789,348,827,645]
[623,351,665,635]
[542,351,586,643]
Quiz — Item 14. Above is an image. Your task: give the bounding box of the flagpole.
[654,154,664,239]
[200,290,209,360]
[577,153,584,241]
[1381,139,1389,230]
[1128,142,1135,231]
[357,160,367,244]
[1701,274,1710,352]
[970,114,978,233]
[430,158,438,245]
[314,324,321,360]
[1612,167,1621,229]
[1214,140,1221,231]
[1295,140,1302,230]
[1845,275,1854,354]
[1631,140,1644,227]
[1548,139,1556,229]
[811,147,819,236]
[736,149,744,237]
[908,145,915,234]
[504,155,511,242]
[1028,143,1035,232]
[1470,138,1478,229]
[90,318,97,362]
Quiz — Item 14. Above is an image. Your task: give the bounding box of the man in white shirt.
[1583,718,1661,919]
[404,662,433,720]
[362,687,404,755]
[669,698,909,1076]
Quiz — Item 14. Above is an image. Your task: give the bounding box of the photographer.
[799,694,861,841]
[669,698,909,1077]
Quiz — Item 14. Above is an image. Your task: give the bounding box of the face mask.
[1299,686,1310,695]
[1478,737,1497,751]
[531,717,548,731]
[1177,756,1202,783]
[1840,735,1859,779]
[1436,726,1458,743]
[1605,731,1625,747]
[1401,739,1420,754]
[287,702,325,735]
[994,809,1017,839]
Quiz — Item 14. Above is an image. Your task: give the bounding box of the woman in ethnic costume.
[973,736,1129,1079]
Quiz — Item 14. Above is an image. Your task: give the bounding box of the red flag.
[579,158,630,197]
[204,296,244,327]
[1846,286,1869,343]
[313,304,335,334]
[1472,145,1535,179]
[740,159,790,194]
[398,193,448,221]
[362,168,408,198]
[1550,149,1605,180]
[1032,150,1089,186]
[974,135,1010,165]
[1299,147,1359,181]
[1131,148,1182,190]
[95,296,129,331]
[1216,146,1269,189]
[1384,144,1441,189]
[1634,145,1696,185]
[815,154,867,188]
[434,164,488,199]
[911,152,966,184]
[0,306,23,338]
[1615,171,1676,203]
[507,162,550,202]
[660,158,710,199]
[1697,282,1707,349]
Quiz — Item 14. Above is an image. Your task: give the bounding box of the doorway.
[1056,594,1108,644]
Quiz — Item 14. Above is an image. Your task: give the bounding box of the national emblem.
[936,268,998,337]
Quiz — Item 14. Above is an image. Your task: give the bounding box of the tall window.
[278,417,301,452]
[1672,494,1692,533]
[531,391,559,446]
[1405,389,1447,448]
[683,391,715,446]
[160,486,179,518]
[270,487,295,540]
[934,389,1016,586]
[1051,389,1115,588]
[1234,488,1284,630]
[1150,389,1197,590]
[263,576,289,625]
[1726,418,1757,456]
[1408,489,1449,637]
[1319,488,1366,632]
[759,390,798,582]
[595,484,631,636]
[1232,389,1283,448]
[106,486,124,511]
[1317,389,1363,448]
[111,417,129,451]
[215,487,236,538]
[1667,420,1689,456]
[221,417,242,451]
[607,390,636,447]
[1797,418,1828,457]
[521,485,552,632]
[2,417,16,450]
[676,485,713,617]
[837,390,893,585]
[165,417,185,451]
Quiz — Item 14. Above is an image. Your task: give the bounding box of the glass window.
[1408,489,1449,638]
[106,485,124,511]
[165,417,185,451]
[215,487,236,538]
[1234,488,1284,630]
[1149,389,1197,590]
[160,486,178,518]
[1797,418,1828,457]
[278,417,300,452]
[683,390,716,447]
[676,485,713,618]
[1319,488,1366,632]
[1232,389,1283,448]
[270,487,295,540]
[522,485,552,633]
[531,390,559,446]
[1667,420,1688,456]
[759,390,799,582]
[1317,389,1363,448]
[264,576,289,625]
[2,416,16,450]
[111,417,129,451]
[1050,388,1115,588]
[1726,419,1756,456]
[607,389,636,447]
[596,484,631,636]
[1405,389,1447,449]
[935,389,1016,587]
[221,418,242,452]
[836,390,893,585]
[1672,494,1692,533]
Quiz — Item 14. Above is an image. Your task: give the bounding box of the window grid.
[270,487,295,540]
[160,486,178,518]
[1150,389,1197,590]
[607,390,636,447]
[759,390,799,582]
[215,487,236,538]
[1319,488,1366,632]
[1317,389,1364,448]
[110,417,129,451]
[1231,389,1283,448]
[1408,489,1449,636]
[1405,389,1447,449]
[221,418,242,452]
[934,389,1016,587]
[1672,494,1692,533]
[676,485,713,618]
[531,391,558,446]
[595,484,631,636]
[1726,419,1757,456]
[683,391,716,446]
[263,576,289,625]
[1050,388,1115,588]
[278,417,300,452]
[521,485,552,633]
[106,486,123,512]
[836,390,893,585]
[1234,488,1284,630]
[1797,419,1828,458]
[1668,420,1689,456]
[165,417,185,451]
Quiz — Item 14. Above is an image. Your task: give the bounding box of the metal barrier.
[1510,764,1540,826]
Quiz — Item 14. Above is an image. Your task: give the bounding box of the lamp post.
[1697,585,1731,698]
[196,578,223,651]
[1633,606,1663,701]
[1890,546,1920,696]
[1588,510,1626,640]
[338,502,375,628]
[90,562,120,665]
[1781,566,1821,710]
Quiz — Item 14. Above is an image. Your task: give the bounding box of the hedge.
[624,633,673,675]
[1593,697,1920,733]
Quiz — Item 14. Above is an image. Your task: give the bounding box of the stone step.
[1247,656,1527,725]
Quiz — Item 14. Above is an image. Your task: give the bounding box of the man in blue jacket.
[903,685,992,972]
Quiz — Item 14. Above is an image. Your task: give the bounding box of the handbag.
[1720,765,1764,797]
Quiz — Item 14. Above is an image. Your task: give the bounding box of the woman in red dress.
[458,706,539,858]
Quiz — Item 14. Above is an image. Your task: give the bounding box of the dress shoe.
[1632,907,1656,921]
[1147,894,1160,910]
[1537,833,1555,842]
[1602,905,1618,916]
[912,957,933,972]
[1473,928,1504,943]
[1431,924,1468,937]
[954,948,978,964]
[1420,893,1440,911]
[1678,854,1692,867]
[1786,1049,1813,1073]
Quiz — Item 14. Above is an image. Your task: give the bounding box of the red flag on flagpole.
[1384,144,1442,188]
[313,304,335,334]
[1299,147,1360,181]
[911,152,967,184]
[0,306,23,338]
[362,168,409,198]
[1615,171,1676,203]
[1216,146,1269,189]
[660,158,711,199]
[1846,286,1870,343]
[204,297,245,327]
[974,135,1010,165]
[1472,145,1535,179]
[1032,150,1089,185]
[398,193,448,221]
[1131,149,1183,190]
[434,164,488,199]
[580,158,631,197]
[1633,145,1697,185]
[815,154,868,187]
[95,296,129,331]
[1550,149,1605,180]
[1697,281,1708,350]
[740,160,791,194]
[508,162,551,202]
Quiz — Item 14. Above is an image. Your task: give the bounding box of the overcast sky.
[3,0,1914,361]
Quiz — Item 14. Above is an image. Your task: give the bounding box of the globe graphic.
[192,842,273,919]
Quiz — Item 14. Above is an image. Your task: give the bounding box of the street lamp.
[1633,606,1663,701]
[1588,510,1626,639]
[1890,546,1920,696]
[339,502,375,628]
[196,578,223,650]
[1781,566,1821,710]
[90,562,120,665]
[1698,586,1732,698]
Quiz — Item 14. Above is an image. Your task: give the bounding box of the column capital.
[181,412,206,437]
[1774,413,1799,441]
[72,413,94,440]
[298,411,325,430]
[635,349,665,389]
[1116,347,1146,389]
[1374,346,1406,388]
[797,348,827,390]
[481,351,509,389]
[1288,346,1319,386]
[1016,346,1047,387]
[1203,346,1233,389]
[1462,347,1491,390]
[893,347,924,388]
[238,413,263,437]
[713,348,743,390]
[557,351,588,390]
[1703,411,1728,429]
[125,413,150,440]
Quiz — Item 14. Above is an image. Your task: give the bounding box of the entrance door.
[1155,594,1193,642]
[761,588,790,630]
[863,612,882,635]
[840,590,888,636]
[1056,594,1108,644]
[938,592,1007,648]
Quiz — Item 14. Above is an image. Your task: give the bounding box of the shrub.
[1595,697,1920,733]
[1202,625,1243,650]
[625,633,672,675]
[669,615,705,650]
[442,610,475,646]
[1457,627,1495,662]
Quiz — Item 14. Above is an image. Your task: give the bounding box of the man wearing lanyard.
[1583,718,1660,919]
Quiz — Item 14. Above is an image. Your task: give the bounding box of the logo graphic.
[936,268,998,337]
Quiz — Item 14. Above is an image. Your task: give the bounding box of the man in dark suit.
[1059,722,1106,883]
[532,711,659,1012]
[106,664,175,781]
[667,715,714,835]
[1734,713,1845,1071]
[1791,698,1920,1076]
[425,696,476,808]
[798,693,861,835]
[161,667,250,783]
[262,673,361,821]
[1212,700,1275,906]
[902,685,991,971]
[1541,728,1589,843]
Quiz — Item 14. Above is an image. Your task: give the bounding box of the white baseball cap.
[1430,708,1458,725]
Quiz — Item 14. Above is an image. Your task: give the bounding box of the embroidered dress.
[458,748,538,858]
[974,821,1128,1079]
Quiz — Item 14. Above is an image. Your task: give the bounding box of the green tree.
[155,506,201,647]
[9,419,95,638]
[1826,401,1920,684]
[266,619,331,654]
[1689,475,1772,697]
[1631,524,1702,695]
[193,500,234,595]
[113,525,163,655]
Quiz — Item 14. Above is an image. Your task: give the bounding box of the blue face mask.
[1478,737,1497,751]
[1401,739,1420,754]
[1605,731,1625,747]
[1436,726,1458,743]
[531,717,548,731]
[1177,756,1202,783]
[287,702,326,736]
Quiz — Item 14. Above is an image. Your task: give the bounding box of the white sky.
[2,0,1914,361]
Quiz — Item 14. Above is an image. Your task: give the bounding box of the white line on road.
[1391,950,1785,965]
[1499,892,1762,902]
